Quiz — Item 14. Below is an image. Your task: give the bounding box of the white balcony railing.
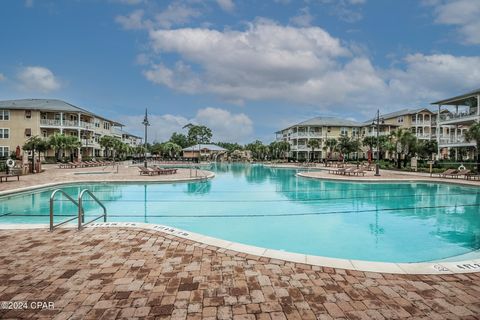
[40,119,94,130]
[439,109,479,123]
[40,119,61,126]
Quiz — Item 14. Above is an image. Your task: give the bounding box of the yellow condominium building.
[0,98,135,160]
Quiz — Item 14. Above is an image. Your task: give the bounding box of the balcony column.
[437,105,441,159]
[477,95,480,116]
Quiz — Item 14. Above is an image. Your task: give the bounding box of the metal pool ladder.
[49,189,107,231]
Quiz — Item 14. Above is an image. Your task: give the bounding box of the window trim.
[0,128,10,139]
[0,110,10,121]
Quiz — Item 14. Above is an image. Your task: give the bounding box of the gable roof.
[431,88,480,105]
[0,99,123,125]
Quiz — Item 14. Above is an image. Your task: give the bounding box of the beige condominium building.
[275,108,439,160]
[431,88,480,159]
[0,99,140,160]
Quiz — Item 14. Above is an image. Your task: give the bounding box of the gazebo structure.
[182,144,227,161]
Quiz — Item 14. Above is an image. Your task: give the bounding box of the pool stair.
[49,189,107,232]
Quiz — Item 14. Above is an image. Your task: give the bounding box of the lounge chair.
[138,166,156,175]
[465,173,480,181]
[438,169,458,178]
[0,174,20,183]
[452,169,471,179]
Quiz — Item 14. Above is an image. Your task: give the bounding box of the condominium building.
[275,117,362,160]
[275,108,443,160]
[431,88,480,159]
[363,108,437,140]
[0,99,135,160]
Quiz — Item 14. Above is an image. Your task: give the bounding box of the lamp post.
[142,108,150,168]
[372,109,383,176]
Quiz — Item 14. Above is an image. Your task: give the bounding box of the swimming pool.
[1,163,479,263]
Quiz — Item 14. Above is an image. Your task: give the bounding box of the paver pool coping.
[1,222,479,275]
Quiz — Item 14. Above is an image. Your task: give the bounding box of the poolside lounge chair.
[438,169,458,178]
[465,173,480,181]
[138,166,156,175]
[452,169,471,179]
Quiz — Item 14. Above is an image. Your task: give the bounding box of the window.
[0,128,9,139]
[103,122,110,130]
[0,110,9,121]
[25,110,32,119]
[340,127,348,136]
[25,128,32,137]
[42,130,47,138]
[352,128,359,136]
[397,116,404,123]
[0,146,9,158]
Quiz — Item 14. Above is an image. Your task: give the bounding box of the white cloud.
[429,0,480,45]
[155,2,201,29]
[119,107,253,143]
[195,107,253,142]
[140,20,480,116]
[319,0,366,23]
[0,73,6,82]
[289,7,314,27]
[115,9,147,30]
[24,0,34,8]
[17,66,61,93]
[216,0,235,13]
[116,2,201,30]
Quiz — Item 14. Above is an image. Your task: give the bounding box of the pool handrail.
[78,189,107,230]
[49,189,79,232]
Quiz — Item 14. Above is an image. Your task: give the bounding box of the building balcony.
[438,109,479,125]
[290,132,323,139]
[438,135,475,147]
[40,119,94,130]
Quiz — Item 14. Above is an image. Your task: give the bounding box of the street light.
[372,109,384,176]
[142,108,150,168]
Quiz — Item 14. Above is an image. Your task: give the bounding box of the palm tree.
[362,136,376,162]
[465,121,480,172]
[64,135,81,162]
[23,136,48,173]
[307,139,320,162]
[388,129,417,168]
[99,136,116,159]
[274,141,290,161]
[48,133,67,161]
[323,138,337,160]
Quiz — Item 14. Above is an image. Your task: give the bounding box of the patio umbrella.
[367,149,372,164]
[15,146,21,159]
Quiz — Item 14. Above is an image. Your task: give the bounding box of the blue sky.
[0,0,479,143]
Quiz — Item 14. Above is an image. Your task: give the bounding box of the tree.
[99,136,117,159]
[185,125,212,145]
[323,138,337,160]
[276,141,290,160]
[48,133,67,161]
[388,129,417,168]
[246,140,269,161]
[307,139,320,162]
[162,142,182,158]
[465,121,480,172]
[416,140,438,160]
[64,135,81,162]
[169,132,188,148]
[362,136,376,161]
[217,142,244,154]
[23,136,48,173]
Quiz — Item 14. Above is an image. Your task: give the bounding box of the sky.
[0,0,479,143]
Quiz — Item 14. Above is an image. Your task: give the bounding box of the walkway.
[0,227,479,319]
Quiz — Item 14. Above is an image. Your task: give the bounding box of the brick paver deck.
[0,228,479,319]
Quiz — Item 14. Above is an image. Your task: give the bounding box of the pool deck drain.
[0,226,479,319]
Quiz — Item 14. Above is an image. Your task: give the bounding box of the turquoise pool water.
[1,163,479,263]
